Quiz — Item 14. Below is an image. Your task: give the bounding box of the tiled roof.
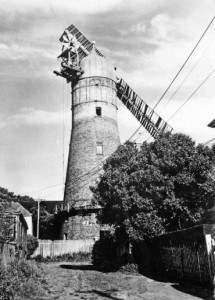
[4,201,32,217]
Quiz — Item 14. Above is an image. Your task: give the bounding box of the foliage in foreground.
[92,233,131,272]
[0,202,14,244]
[26,235,38,258]
[0,259,45,300]
[92,133,215,242]
[33,251,91,263]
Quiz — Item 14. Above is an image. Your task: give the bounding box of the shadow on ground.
[144,272,215,300]
[172,283,215,300]
[77,289,128,300]
[59,263,215,299]
[59,264,94,271]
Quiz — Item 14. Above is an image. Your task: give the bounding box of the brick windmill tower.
[54,27,120,239]
[54,25,172,239]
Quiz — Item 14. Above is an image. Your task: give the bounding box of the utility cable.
[159,38,215,113]
[153,16,215,111]
[126,16,215,141]
[38,16,215,197]
[167,66,215,122]
[27,182,64,194]
[32,17,215,196]
[127,124,143,141]
[62,78,65,184]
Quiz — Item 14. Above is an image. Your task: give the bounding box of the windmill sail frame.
[59,24,104,62]
[54,24,173,138]
[116,78,173,138]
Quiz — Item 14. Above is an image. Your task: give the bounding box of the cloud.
[0,0,122,16]
[0,108,70,128]
[1,0,215,200]
[119,13,178,43]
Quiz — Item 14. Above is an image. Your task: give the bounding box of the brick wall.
[62,213,100,240]
[63,76,120,239]
[64,77,120,204]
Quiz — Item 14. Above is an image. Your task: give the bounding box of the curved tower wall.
[62,48,120,239]
[64,77,119,204]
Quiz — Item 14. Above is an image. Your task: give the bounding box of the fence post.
[51,241,54,258]
[196,247,202,283]
[40,240,43,257]
[180,247,185,280]
[205,234,215,300]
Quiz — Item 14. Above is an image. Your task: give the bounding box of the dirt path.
[36,262,212,300]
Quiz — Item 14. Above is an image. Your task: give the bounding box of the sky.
[1,0,215,200]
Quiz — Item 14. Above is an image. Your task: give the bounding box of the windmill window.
[96,107,102,116]
[96,142,103,155]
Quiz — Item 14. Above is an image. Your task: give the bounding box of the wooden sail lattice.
[55,25,174,138]
[59,24,104,62]
[116,78,173,138]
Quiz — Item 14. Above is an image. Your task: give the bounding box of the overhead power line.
[159,39,215,113]
[27,182,64,194]
[127,16,215,141]
[153,16,215,111]
[127,124,143,141]
[167,66,215,122]
[32,17,215,197]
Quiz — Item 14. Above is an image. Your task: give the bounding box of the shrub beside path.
[25,261,212,300]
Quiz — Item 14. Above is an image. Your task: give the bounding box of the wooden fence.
[33,239,95,258]
[151,225,215,285]
[0,242,17,265]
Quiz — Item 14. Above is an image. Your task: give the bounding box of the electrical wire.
[153,16,215,111]
[167,66,215,122]
[62,78,65,184]
[159,38,215,113]
[32,17,215,198]
[127,124,142,141]
[27,182,64,194]
[126,16,215,142]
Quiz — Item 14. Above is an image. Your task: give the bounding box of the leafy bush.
[26,235,38,258]
[118,263,139,275]
[33,251,91,263]
[92,133,215,242]
[92,236,125,272]
[0,259,45,300]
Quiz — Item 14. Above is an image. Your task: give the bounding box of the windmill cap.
[80,46,116,81]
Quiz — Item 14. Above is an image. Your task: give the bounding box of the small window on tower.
[96,107,102,116]
[96,142,103,155]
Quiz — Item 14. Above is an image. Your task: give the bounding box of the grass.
[0,259,46,300]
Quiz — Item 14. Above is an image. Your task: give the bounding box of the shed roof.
[3,201,32,217]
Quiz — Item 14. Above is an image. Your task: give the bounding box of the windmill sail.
[116,78,173,138]
[55,25,173,138]
[59,24,104,61]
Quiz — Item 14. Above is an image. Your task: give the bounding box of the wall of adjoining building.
[0,213,28,264]
[61,213,100,240]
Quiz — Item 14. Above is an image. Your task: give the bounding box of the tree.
[29,203,58,239]
[26,235,38,258]
[0,201,14,243]
[92,133,215,242]
[0,187,58,240]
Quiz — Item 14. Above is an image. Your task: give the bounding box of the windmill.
[54,24,173,240]
[54,24,173,139]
